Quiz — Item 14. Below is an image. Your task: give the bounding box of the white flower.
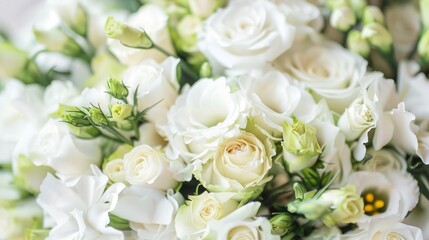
[194,132,274,196]
[175,192,239,239]
[239,70,317,138]
[28,119,102,179]
[136,122,167,148]
[275,40,367,113]
[404,196,429,239]
[163,78,247,181]
[198,0,295,74]
[202,202,280,240]
[122,57,180,126]
[112,187,184,240]
[37,166,125,240]
[108,4,175,66]
[0,199,43,240]
[271,0,323,38]
[123,144,178,191]
[345,221,423,240]
[103,159,126,183]
[358,148,407,174]
[43,80,80,114]
[0,80,45,163]
[347,171,419,228]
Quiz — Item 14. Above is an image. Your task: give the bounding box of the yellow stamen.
[364,204,374,212]
[374,200,384,209]
[365,193,374,203]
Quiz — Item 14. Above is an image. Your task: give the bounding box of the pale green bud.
[111,104,133,122]
[330,7,356,31]
[320,185,364,226]
[107,77,129,99]
[288,198,332,220]
[105,16,153,49]
[282,117,322,173]
[0,41,27,79]
[175,15,202,53]
[326,0,348,11]
[362,6,385,26]
[347,30,371,58]
[199,62,212,78]
[89,107,108,126]
[418,30,429,64]
[67,124,101,139]
[362,22,393,54]
[189,0,227,18]
[269,214,294,236]
[349,0,367,19]
[61,106,91,126]
[420,0,429,30]
[49,1,88,36]
[33,28,84,57]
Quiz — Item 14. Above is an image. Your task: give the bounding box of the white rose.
[202,202,280,240]
[108,4,175,66]
[123,145,178,191]
[348,171,419,228]
[126,189,184,240]
[239,70,317,138]
[198,0,295,74]
[0,80,45,163]
[175,191,239,239]
[194,132,274,197]
[367,222,423,240]
[358,148,407,173]
[163,78,247,181]
[37,166,125,239]
[28,120,102,179]
[122,57,180,127]
[275,40,368,113]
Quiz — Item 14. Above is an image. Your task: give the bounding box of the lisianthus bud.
[326,0,348,11]
[0,42,27,79]
[107,77,129,99]
[199,62,212,78]
[282,117,322,173]
[48,0,87,36]
[288,198,332,220]
[270,214,294,236]
[330,7,356,31]
[418,30,429,65]
[105,16,153,49]
[33,28,84,57]
[349,0,367,18]
[362,6,385,26]
[319,184,364,226]
[111,104,132,122]
[61,106,90,126]
[175,15,202,53]
[347,30,371,58]
[362,22,393,54]
[88,107,108,126]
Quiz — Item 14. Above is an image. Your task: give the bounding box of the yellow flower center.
[362,191,387,216]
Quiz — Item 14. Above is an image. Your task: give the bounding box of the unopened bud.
[89,107,108,126]
[349,0,367,19]
[347,30,371,58]
[362,5,385,26]
[362,22,393,54]
[330,7,356,31]
[199,62,212,78]
[49,0,88,36]
[270,214,294,236]
[0,41,28,79]
[68,124,101,139]
[107,77,129,99]
[326,0,348,11]
[33,28,84,57]
[105,16,153,49]
[418,30,429,65]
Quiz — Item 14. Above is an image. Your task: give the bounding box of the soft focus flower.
[275,40,367,113]
[202,202,280,240]
[123,145,178,191]
[164,78,247,181]
[330,7,356,32]
[175,191,239,239]
[37,166,125,239]
[194,132,274,197]
[198,0,295,73]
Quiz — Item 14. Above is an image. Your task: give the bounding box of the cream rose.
[175,191,239,239]
[202,202,280,240]
[194,132,274,197]
[198,0,295,74]
[358,148,407,174]
[275,40,368,113]
[163,78,247,181]
[107,4,175,66]
[123,145,178,191]
[239,70,317,138]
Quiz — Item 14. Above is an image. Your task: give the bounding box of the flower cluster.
[1,0,429,239]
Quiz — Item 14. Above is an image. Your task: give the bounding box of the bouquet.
[1,0,429,239]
